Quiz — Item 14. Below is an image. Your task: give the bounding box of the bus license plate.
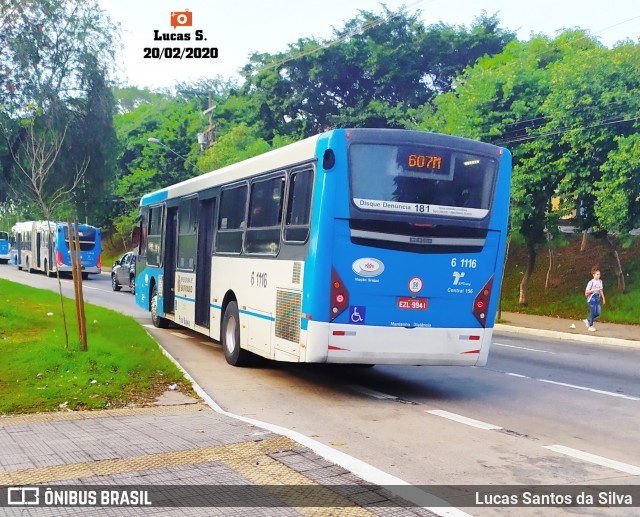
[397,297,428,310]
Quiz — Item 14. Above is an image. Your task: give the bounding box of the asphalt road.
[2,266,639,517]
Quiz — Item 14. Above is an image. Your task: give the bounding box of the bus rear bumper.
[304,321,493,366]
[57,265,101,274]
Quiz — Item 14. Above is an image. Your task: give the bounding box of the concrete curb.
[494,324,640,349]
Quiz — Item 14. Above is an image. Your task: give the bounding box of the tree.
[6,113,85,220]
[1,0,119,224]
[418,33,605,305]
[238,8,516,138]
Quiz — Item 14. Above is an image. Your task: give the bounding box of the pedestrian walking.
[583,267,605,332]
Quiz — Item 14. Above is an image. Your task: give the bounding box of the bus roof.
[140,133,322,207]
[11,221,99,233]
[11,221,56,233]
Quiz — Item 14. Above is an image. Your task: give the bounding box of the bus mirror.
[323,149,336,170]
[131,226,140,247]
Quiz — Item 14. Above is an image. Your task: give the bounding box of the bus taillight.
[472,276,494,327]
[330,267,349,321]
[97,254,102,268]
[56,250,63,266]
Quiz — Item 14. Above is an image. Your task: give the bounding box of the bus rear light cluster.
[472,275,494,327]
[330,267,349,321]
[56,251,64,266]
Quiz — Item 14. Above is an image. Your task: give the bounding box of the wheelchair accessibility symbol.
[349,306,366,324]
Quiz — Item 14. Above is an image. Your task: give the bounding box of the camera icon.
[171,9,192,28]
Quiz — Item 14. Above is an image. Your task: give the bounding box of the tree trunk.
[545,231,554,290]
[545,245,554,289]
[606,236,626,292]
[519,242,537,306]
[580,230,588,252]
[498,235,511,321]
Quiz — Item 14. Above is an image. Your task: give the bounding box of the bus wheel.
[222,301,250,367]
[111,274,121,291]
[150,286,169,328]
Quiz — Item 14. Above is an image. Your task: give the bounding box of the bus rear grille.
[275,290,302,343]
[292,262,302,284]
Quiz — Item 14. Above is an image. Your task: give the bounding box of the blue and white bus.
[12,221,102,278]
[0,230,11,264]
[135,128,511,367]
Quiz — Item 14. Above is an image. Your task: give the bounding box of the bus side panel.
[174,271,196,328]
[210,256,305,361]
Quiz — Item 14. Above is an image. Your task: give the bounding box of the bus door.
[36,231,42,268]
[195,198,215,328]
[164,207,178,315]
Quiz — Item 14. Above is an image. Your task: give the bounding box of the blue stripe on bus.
[141,190,169,206]
[239,309,275,322]
[210,304,276,322]
[175,295,195,303]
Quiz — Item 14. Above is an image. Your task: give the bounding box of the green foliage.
[501,236,640,324]
[197,124,271,172]
[238,8,515,136]
[0,0,119,226]
[0,279,194,414]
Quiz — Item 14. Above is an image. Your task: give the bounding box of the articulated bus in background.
[134,128,512,367]
[0,230,11,264]
[12,221,102,279]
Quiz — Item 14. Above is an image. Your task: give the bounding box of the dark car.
[111,252,136,293]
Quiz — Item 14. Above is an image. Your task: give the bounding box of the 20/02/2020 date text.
[143,47,218,59]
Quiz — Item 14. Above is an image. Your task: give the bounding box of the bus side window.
[147,206,163,266]
[177,198,198,270]
[216,185,247,254]
[284,168,313,242]
[245,176,285,255]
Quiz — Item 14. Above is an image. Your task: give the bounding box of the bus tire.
[222,301,251,367]
[150,286,169,328]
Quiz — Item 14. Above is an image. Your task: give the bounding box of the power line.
[494,114,640,145]
[246,0,431,76]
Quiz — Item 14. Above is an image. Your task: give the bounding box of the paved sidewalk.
[496,311,640,347]
[0,401,439,516]
[1,312,638,516]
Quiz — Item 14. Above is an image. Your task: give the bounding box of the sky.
[97,0,640,90]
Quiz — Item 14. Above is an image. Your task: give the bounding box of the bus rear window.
[349,144,497,219]
[63,226,97,251]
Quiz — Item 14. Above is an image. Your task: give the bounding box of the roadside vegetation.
[0,279,196,415]
[501,235,640,324]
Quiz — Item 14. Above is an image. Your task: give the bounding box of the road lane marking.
[503,373,640,401]
[536,378,640,400]
[543,445,640,475]
[494,342,556,354]
[345,385,397,400]
[426,410,502,430]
